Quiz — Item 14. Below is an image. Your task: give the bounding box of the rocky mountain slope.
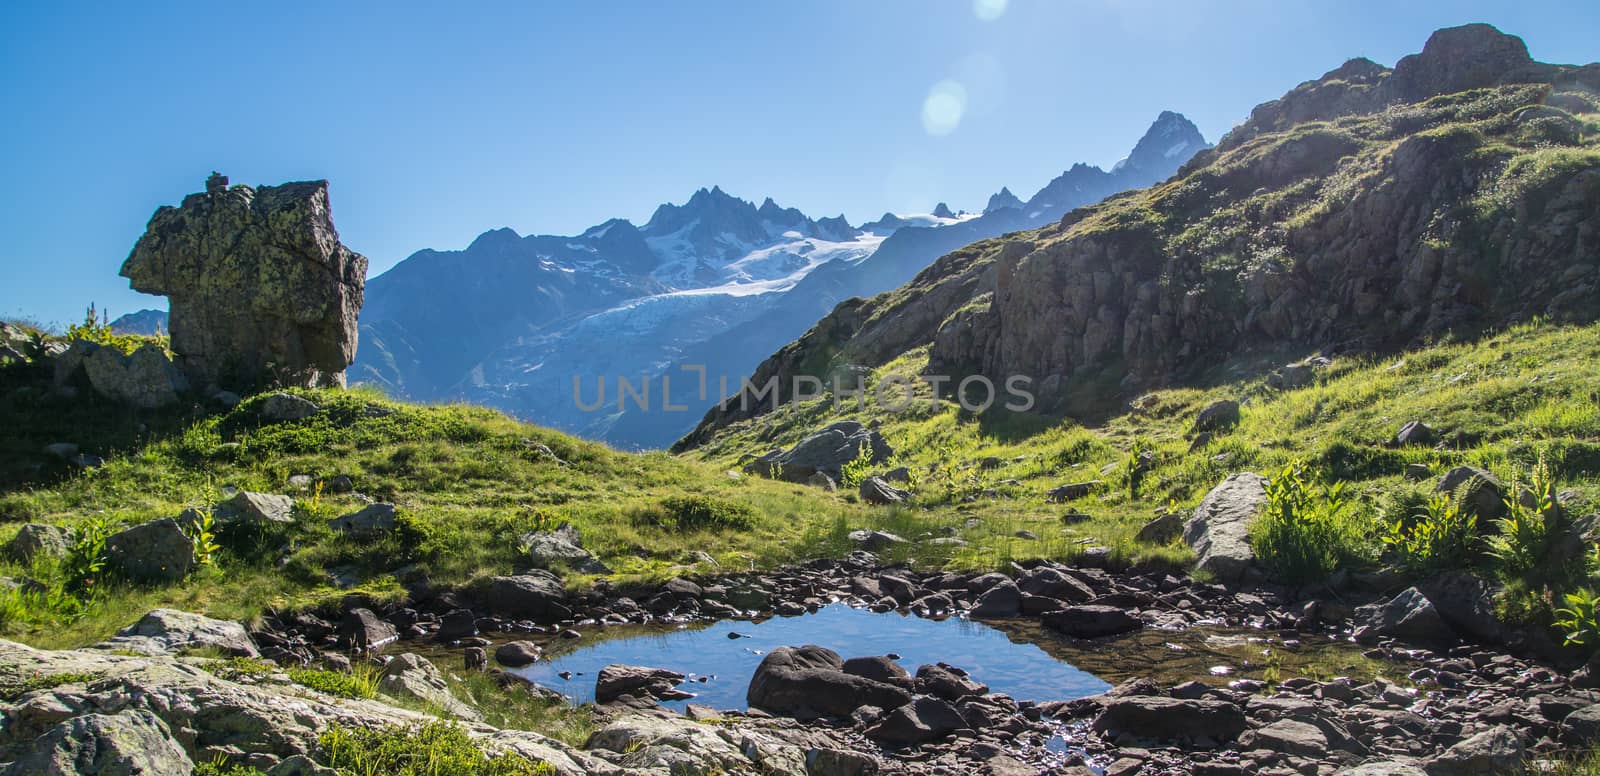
[354,114,1205,450]
[679,24,1599,447]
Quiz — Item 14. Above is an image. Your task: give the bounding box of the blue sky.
[2,1,1596,327]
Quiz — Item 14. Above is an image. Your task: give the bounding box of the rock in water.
[120,172,368,391]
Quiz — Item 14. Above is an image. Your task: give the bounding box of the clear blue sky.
[2,0,1596,327]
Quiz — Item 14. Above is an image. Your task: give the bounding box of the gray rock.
[376,653,479,720]
[1405,463,1433,481]
[42,443,78,460]
[744,421,893,483]
[1268,362,1319,390]
[841,656,912,688]
[1184,472,1268,580]
[969,580,1021,619]
[864,696,969,745]
[336,608,398,650]
[1016,567,1095,603]
[327,503,396,535]
[1091,696,1248,742]
[805,748,880,776]
[914,663,988,701]
[747,645,912,718]
[2,710,194,776]
[585,713,807,775]
[495,640,542,668]
[1337,763,1427,775]
[847,530,906,551]
[806,471,838,491]
[1047,480,1103,502]
[78,342,189,408]
[520,522,610,575]
[595,664,690,703]
[1134,512,1183,544]
[1434,466,1506,521]
[1395,421,1435,446]
[881,466,912,484]
[261,392,321,422]
[1194,399,1241,432]
[1369,588,1455,648]
[1239,718,1329,757]
[120,174,368,391]
[859,476,909,505]
[1042,605,1142,638]
[1416,571,1503,644]
[94,609,259,658]
[214,490,296,526]
[478,573,568,619]
[1422,725,1523,775]
[1563,703,1600,745]
[103,518,195,582]
[6,523,70,563]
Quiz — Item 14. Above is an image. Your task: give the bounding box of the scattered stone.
[214,490,296,526]
[914,663,988,701]
[327,503,397,535]
[104,518,195,582]
[336,608,398,650]
[376,653,479,720]
[95,609,259,657]
[1193,400,1241,432]
[859,476,910,505]
[260,392,322,422]
[464,647,487,671]
[1091,696,1247,742]
[1435,465,1506,520]
[1184,473,1268,580]
[477,573,569,619]
[595,664,691,703]
[1395,421,1435,446]
[1423,725,1523,775]
[969,580,1022,619]
[1134,512,1183,544]
[1042,606,1143,638]
[864,696,969,746]
[848,530,907,552]
[1238,719,1328,757]
[120,174,368,390]
[1367,587,1454,648]
[882,466,912,484]
[42,442,78,460]
[1047,481,1103,503]
[520,523,610,575]
[494,641,542,668]
[5,523,70,563]
[806,471,839,492]
[1404,463,1432,481]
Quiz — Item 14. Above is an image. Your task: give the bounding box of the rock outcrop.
[743,421,892,484]
[1184,473,1269,580]
[120,173,368,391]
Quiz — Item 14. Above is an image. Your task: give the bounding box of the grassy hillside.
[0,384,875,648]
[685,319,1599,613]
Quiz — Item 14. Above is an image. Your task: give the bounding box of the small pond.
[508,604,1409,710]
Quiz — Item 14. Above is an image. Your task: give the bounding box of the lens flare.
[921,80,968,137]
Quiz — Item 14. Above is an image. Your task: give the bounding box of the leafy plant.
[1249,462,1377,584]
[840,440,874,489]
[64,303,161,355]
[317,721,555,776]
[1556,588,1600,648]
[182,509,223,568]
[1485,453,1565,587]
[62,517,114,596]
[1124,438,1155,499]
[1382,494,1479,575]
[632,495,755,532]
[193,756,269,776]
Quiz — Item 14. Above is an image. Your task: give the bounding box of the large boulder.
[119,173,368,391]
[1183,473,1268,580]
[1364,587,1455,648]
[1090,696,1248,742]
[1041,606,1142,638]
[864,696,970,746]
[5,523,70,563]
[94,609,258,658]
[859,476,910,505]
[747,645,912,718]
[103,519,195,583]
[336,608,398,650]
[260,392,321,422]
[1193,400,1241,432]
[1,710,194,776]
[477,573,569,619]
[744,421,893,483]
[1422,725,1524,775]
[969,580,1021,619]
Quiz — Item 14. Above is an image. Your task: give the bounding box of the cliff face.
[678,24,1600,449]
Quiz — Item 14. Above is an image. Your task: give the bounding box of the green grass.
[317,721,555,776]
[288,665,381,700]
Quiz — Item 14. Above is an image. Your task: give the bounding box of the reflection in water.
[506,604,1409,711]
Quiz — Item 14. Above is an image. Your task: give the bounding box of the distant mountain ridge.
[109,308,168,336]
[354,112,1209,448]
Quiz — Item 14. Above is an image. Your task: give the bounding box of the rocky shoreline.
[176,549,1591,774]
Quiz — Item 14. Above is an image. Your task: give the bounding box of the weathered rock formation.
[120,173,367,391]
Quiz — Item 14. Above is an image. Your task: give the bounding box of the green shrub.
[1556,588,1600,649]
[62,517,114,597]
[317,721,554,776]
[840,441,874,489]
[1485,455,1572,589]
[1382,494,1479,575]
[193,756,270,776]
[632,495,755,532]
[65,304,165,355]
[288,666,378,699]
[1249,462,1377,584]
